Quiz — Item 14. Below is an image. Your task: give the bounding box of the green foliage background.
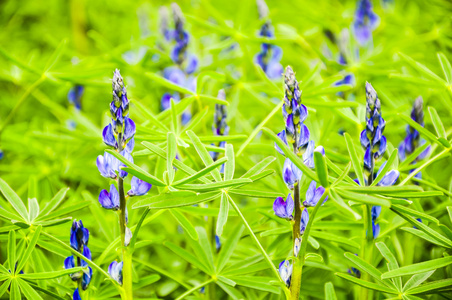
[0,0,452,299]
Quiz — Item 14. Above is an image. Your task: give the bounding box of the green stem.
[118,177,133,300]
[359,204,373,300]
[226,194,284,284]
[175,279,213,300]
[290,188,329,300]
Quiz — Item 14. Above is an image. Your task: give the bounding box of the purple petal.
[371,206,381,220]
[303,141,315,168]
[298,125,310,149]
[275,130,288,155]
[417,144,431,160]
[185,54,198,74]
[123,117,136,141]
[102,124,117,148]
[128,176,152,196]
[286,193,294,217]
[266,61,283,79]
[161,93,173,111]
[163,67,185,85]
[304,181,316,206]
[378,170,399,186]
[64,256,75,269]
[360,130,369,149]
[363,147,372,171]
[73,289,82,300]
[299,104,308,124]
[273,197,288,219]
[300,208,309,235]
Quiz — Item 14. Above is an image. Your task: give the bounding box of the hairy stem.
[290,188,329,300]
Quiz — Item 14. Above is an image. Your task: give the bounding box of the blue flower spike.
[399,96,431,179]
[353,0,380,45]
[360,82,386,181]
[65,220,93,296]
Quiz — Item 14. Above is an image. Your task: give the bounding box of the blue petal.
[371,206,381,220]
[273,197,288,219]
[300,208,309,235]
[123,117,136,141]
[102,124,117,148]
[266,61,283,79]
[304,181,317,207]
[372,221,380,239]
[73,288,82,300]
[163,67,186,85]
[377,170,399,186]
[128,176,152,196]
[298,125,310,149]
[185,54,198,74]
[275,130,288,155]
[64,256,75,270]
[360,130,369,149]
[82,266,93,290]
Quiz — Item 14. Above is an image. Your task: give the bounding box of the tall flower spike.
[210,89,229,164]
[353,0,380,45]
[360,82,386,181]
[254,4,282,79]
[256,0,269,19]
[399,97,431,178]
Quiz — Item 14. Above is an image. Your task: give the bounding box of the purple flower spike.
[99,184,120,210]
[128,176,152,196]
[304,181,328,207]
[278,260,293,287]
[283,158,302,189]
[109,261,123,285]
[353,0,379,45]
[102,124,117,148]
[97,152,119,179]
[273,194,294,220]
[300,208,309,235]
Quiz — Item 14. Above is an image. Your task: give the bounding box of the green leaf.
[19,267,85,280]
[10,279,21,300]
[228,189,284,198]
[224,144,235,181]
[339,185,422,194]
[398,113,445,147]
[241,156,276,179]
[344,133,365,186]
[106,149,166,186]
[170,99,179,134]
[331,162,352,187]
[407,278,452,294]
[371,149,398,187]
[336,189,391,207]
[391,204,439,225]
[0,178,28,221]
[344,252,396,289]
[16,225,42,272]
[262,127,318,181]
[0,279,11,298]
[172,157,227,186]
[146,72,194,95]
[17,279,43,300]
[8,229,16,273]
[381,256,452,279]
[226,276,280,294]
[428,106,447,140]
[376,242,402,291]
[401,227,451,248]
[196,227,215,272]
[437,52,452,83]
[141,141,211,184]
[177,178,253,192]
[336,273,397,293]
[170,209,198,240]
[167,132,177,184]
[134,99,169,132]
[39,187,69,217]
[314,152,329,187]
[311,231,360,250]
[403,271,435,292]
[324,282,338,300]
[186,130,222,182]
[27,197,39,222]
[217,223,245,272]
[216,193,229,236]
[218,276,236,287]
[133,191,221,209]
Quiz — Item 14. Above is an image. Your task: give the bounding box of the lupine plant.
[1,0,452,299]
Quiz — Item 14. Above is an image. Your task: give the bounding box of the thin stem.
[226,194,283,284]
[118,177,133,300]
[290,188,329,300]
[175,279,214,300]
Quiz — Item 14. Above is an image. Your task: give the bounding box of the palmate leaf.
[336,273,397,294]
[38,187,69,217]
[186,130,222,182]
[407,278,452,295]
[403,271,435,292]
[16,225,42,272]
[376,242,402,291]
[177,178,252,192]
[216,223,245,273]
[216,192,229,237]
[17,279,43,300]
[172,157,227,186]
